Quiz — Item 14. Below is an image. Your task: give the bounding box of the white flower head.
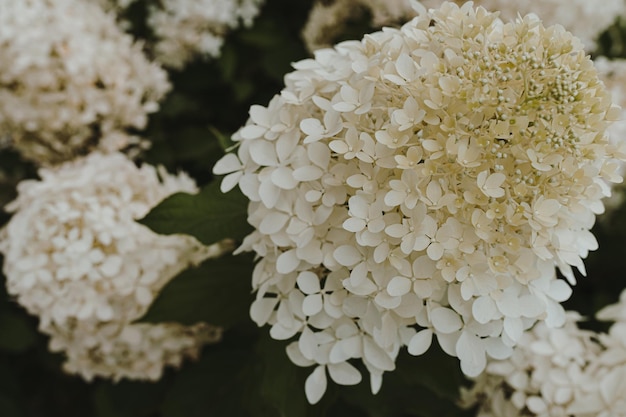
[302,0,418,53]
[215,1,625,402]
[0,152,225,380]
[147,0,265,69]
[594,57,626,215]
[461,314,603,417]
[421,0,626,52]
[0,0,170,165]
[464,295,626,417]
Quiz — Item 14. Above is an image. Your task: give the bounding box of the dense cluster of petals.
[0,0,170,165]
[0,152,223,380]
[214,1,625,403]
[463,293,626,417]
[421,0,626,52]
[146,0,265,69]
[302,0,416,52]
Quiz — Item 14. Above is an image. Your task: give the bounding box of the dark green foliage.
[139,253,255,328]
[138,180,252,246]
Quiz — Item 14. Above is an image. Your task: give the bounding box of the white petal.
[300,118,324,136]
[299,327,318,360]
[384,190,406,207]
[259,211,289,235]
[212,153,242,175]
[503,316,523,342]
[472,296,498,324]
[297,271,321,294]
[293,165,323,181]
[363,338,394,371]
[249,104,270,126]
[343,217,366,233]
[286,342,315,367]
[270,323,300,340]
[395,53,415,80]
[220,171,243,192]
[519,294,545,318]
[250,298,278,326]
[430,307,463,334]
[387,276,412,297]
[328,362,362,385]
[484,337,513,360]
[302,294,323,316]
[271,167,298,189]
[370,372,383,394]
[348,195,369,219]
[329,140,350,154]
[276,249,300,274]
[456,331,486,377]
[407,329,433,356]
[239,124,267,140]
[329,336,361,363]
[548,279,573,302]
[305,366,327,404]
[249,140,278,166]
[333,245,362,267]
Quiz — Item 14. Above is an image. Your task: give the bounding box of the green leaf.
[138,179,252,246]
[0,312,37,353]
[94,380,167,417]
[160,348,259,417]
[139,253,254,327]
[0,394,22,417]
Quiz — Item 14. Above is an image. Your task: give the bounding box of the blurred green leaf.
[0,312,37,353]
[0,394,22,417]
[138,180,252,246]
[139,253,254,327]
[94,380,167,417]
[161,348,259,417]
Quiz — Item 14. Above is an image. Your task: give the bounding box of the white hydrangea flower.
[0,152,225,381]
[214,1,625,403]
[594,57,626,214]
[52,322,222,382]
[147,0,265,69]
[464,293,626,417]
[0,0,170,165]
[421,0,626,52]
[302,0,417,52]
[461,314,602,417]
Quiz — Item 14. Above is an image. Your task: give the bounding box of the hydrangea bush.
[3,0,626,416]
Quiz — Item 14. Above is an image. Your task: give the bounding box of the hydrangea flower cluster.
[463,294,626,417]
[594,58,626,213]
[421,0,626,52]
[595,58,626,153]
[215,1,626,403]
[302,0,416,52]
[0,152,224,381]
[0,0,170,165]
[146,0,265,69]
